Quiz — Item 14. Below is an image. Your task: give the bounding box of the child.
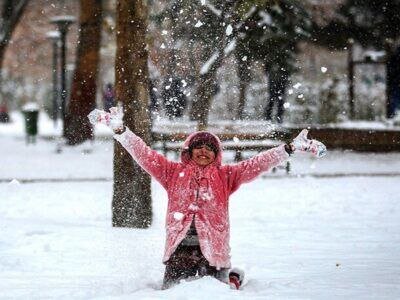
[88,108,326,289]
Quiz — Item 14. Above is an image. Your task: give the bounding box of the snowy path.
[2,177,400,299]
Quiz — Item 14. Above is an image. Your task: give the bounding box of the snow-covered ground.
[1,112,400,299]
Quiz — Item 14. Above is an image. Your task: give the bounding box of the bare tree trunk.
[236,52,251,120]
[113,0,152,228]
[64,0,102,145]
[191,70,220,131]
[236,79,247,120]
[0,0,29,82]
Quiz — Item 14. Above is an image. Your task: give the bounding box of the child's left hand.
[290,129,327,158]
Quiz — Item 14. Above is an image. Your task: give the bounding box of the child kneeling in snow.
[89,108,326,289]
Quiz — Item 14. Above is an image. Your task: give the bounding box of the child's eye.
[195,145,213,151]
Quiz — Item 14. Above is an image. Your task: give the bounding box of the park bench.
[151,132,291,173]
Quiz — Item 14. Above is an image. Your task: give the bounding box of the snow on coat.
[114,129,289,269]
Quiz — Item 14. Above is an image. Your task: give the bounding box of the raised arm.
[225,129,327,193]
[88,107,176,188]
[113,128,175,188]
[225,145,289,193]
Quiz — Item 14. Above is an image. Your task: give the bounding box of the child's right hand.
[87,107,124,133]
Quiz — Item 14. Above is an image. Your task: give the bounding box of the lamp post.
[50,15,76,135]
[347,39,355,120]
[46,30,60,127]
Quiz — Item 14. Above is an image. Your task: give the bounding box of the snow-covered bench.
[152,133,290,173]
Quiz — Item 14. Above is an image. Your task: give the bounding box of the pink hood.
[180,131,222,165]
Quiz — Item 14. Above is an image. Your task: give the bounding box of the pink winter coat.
[114,129,289,269]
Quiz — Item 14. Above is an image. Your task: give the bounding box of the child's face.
[191,144,216,166]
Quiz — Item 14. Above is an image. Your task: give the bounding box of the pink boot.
[228,268,244,290]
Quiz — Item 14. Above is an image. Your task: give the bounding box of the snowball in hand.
[293,129,327,158]
[87,107,123,131]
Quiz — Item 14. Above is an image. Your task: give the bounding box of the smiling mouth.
[197,155,210,159]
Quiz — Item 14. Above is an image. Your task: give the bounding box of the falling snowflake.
[226,24,233,36]
[173,212,184,221]
[321,67,328,73]
[195,21,203,27]
[293,83,302,89]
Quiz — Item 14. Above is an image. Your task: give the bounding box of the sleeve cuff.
[113,127,140,144]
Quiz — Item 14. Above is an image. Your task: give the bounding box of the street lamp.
[50,15,76,135]
[347,39,355,120]
[46,30,60,127]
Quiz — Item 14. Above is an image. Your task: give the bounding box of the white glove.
[87,107,124,132]
[291,129,327,158]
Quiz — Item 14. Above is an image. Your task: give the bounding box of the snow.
[293,83,302,89]
[22,102,40,111]
[200,40,237,75]
[200,52,218,75]
[50,15,77,24]
[224,40,236,55]
[226,24,233,36]
[173,212,184,221]
[46,31,61,39]
[1,113,400,299]
[194,20,203,28]
[202,1,222,17]
[259,11,272,26]
[363,50,385,62]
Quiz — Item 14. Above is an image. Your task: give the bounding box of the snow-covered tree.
[153,0,239,129]
[235,0,312,122]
